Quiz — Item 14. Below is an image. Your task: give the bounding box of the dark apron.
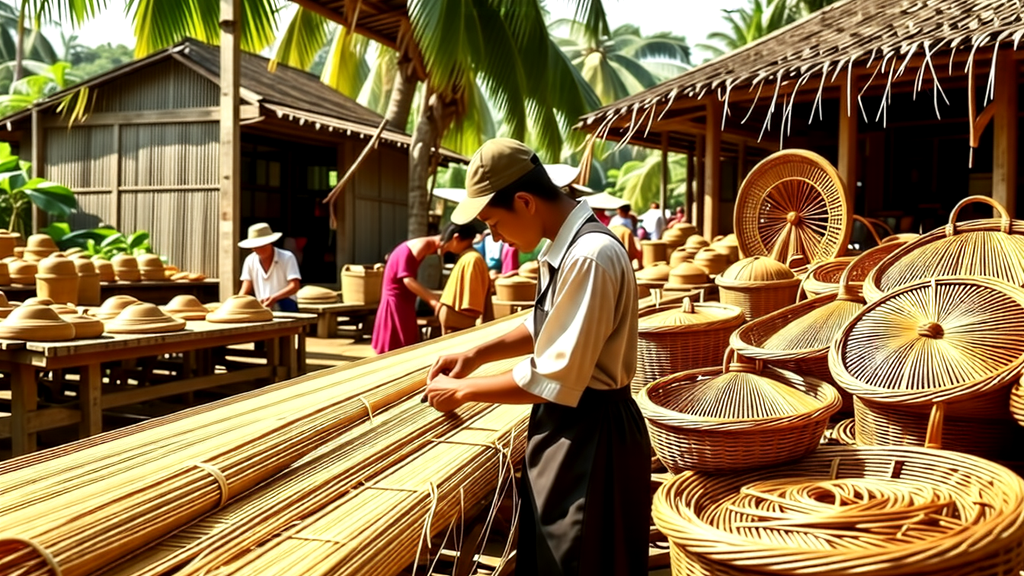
[517,216,651,576]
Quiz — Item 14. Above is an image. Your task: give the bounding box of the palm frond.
[468,0,526,140]
[408,0,480,97]
[319,26,370,99]
[271,6,330,73]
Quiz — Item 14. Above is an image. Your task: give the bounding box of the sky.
[20,0,745,61]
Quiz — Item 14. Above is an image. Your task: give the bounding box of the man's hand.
[428,351,482,383]
[424,374,467,412]
[260,296,276,308]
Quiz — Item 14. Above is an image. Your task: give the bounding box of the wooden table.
[0,313,315,455]
[0,280,221,305]
[296,301,377,338]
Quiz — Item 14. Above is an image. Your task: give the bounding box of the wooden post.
[78,363,102,438]
[695,137,705,228]
[738,141,747,182]
[30,108,43,233]
[994,53,1018,217]
[660,132,669,218]
[110,124,121,229]
[839,76,859,210]
[686,149,695,220]
[704,100,722,239]
[11,364,37,455]
[218,0,242,302]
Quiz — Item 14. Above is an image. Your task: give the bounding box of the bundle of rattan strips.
[636,349,840,474]
[652,445,1024,576]
[864,195,1024,303]
[631,296,744,395]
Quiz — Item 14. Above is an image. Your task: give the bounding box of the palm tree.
[552,21,690,106]
[609,152,688,210]
[8,0,101,80]
[697,0,840,59]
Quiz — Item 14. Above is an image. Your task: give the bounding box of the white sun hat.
[237,222,282,249]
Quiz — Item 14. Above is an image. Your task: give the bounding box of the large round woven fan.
[735,150,851,267]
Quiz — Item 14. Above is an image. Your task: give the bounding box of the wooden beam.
[219,0,242,301]
[704,100,722,239]
[40,106,260,128]
[109,124,120,229]
[686,152,695,221]
[994,51,1018,217]
[30,108,43,233]
[660,132,669,216]
[695,135,704,231]
[838,75,858,210]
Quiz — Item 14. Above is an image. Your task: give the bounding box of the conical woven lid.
[93,295,140,320]
[24,297,54,306]
[761,299,865,351]
[136,254,164,270]
[518,260,540,280]
[636,261,672,282]
[112,254,139,270]
[37,254,76,277]
[718,256,797,283]
[106,302,186,333]
[0,304,76,341]
[657,367,824,420]
[875,231,1024,294]
[832,277,1024,402]
[641,298,743,329]
[163,294,209,320]
[25,234,57,252]
[206,295,273,323]
[65,313,104,339]
[73,257,97,275]
[296,285,339,303]
[668,262,709,285]
[10,260,36,277]
[684,234,710,249]
[695,247,727,266]
[669,222,698,237]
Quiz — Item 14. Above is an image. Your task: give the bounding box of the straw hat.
[238,223,282,249]
[206,295,274,323]
[0,304,76,341]
[91,295,141,321]
[105,302,186,334]
[163,294,209,320]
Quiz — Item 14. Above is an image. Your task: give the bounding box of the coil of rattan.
[632,297,744,395]
[734,149,851,267]
[652,445,1024,576]
[716,256,801,321]
[830,276,1024,407]
[829,417,857,445]
[864,196,1024,302]
[637,349,840,473]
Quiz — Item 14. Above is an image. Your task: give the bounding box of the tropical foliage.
[42,221,155,258]
[0,59,82,115]
[0,142,77,236]
[607,153,688,209]
[698,0,839,59]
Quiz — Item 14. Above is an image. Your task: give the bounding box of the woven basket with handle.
[864,196,1024,302]
[716,256,801,321]
[652,445,1024,576]
[632,297,744,395]
[637,349,840,474]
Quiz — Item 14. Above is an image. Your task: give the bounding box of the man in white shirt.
[424,138,649,576]
[238,223,302,312]
[639,201,666,240]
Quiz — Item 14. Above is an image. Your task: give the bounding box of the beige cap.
[455,138,578,225]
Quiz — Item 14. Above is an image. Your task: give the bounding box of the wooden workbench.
[0,313,315,455]
[296,301,377,338]
[0,280,220,305]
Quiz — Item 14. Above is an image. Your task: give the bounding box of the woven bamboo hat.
[829,276,1024,406]
[0,304,76,341]
[105,302,186,334]
[92,295,141,321]
[296,285,339,304]
[206,295,274,323]
[238,222,282,249]
[162,294,210,320]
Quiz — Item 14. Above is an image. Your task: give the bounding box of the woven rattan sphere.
[735,149,851,266]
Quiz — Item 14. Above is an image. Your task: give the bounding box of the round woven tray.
[652,445,1024,576]
[632,298,744,395]
[864,196,1024,302]
[637,351,840,473]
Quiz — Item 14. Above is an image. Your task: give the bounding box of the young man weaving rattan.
[424,138,650,576]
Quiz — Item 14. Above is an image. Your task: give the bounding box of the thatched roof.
[576,0,1024,151]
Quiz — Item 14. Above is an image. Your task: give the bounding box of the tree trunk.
[408,91,455,238]
[13,2,25,82]
[383,63,416,132]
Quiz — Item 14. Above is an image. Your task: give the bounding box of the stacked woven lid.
[137,254,166,281]
[9,259,36,284]
[633,298,743,395]
[638,350,840,473]
[162,294,210,320]
[0,304,76,341]
[693,246,729,275]
[636,261,672,286]
[653,445,1024,576]
[91,295,141,321]
[106,302,186,334]
[36,254,80,305]
[494,275,536,302]
[112,254,141,282]
[91,257,116,282]
[716,256,800,321]
[709,233,740,263]
[662,223,696,250]
[74,257,101,305]
[682,234,709,257]
[296,285,339,304]
[22,234,58,262]
[206,295,273,323]
[830,276,1024,460]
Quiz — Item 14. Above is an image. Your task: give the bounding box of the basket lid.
[65,313,104,338]
[0,229,20,240]
[106,302,186,333]
[684,234,709,249]
[25,234,57,251]
[92,295,140,320]
[206,295,274,323]
[136,253,164,269]
[694,246,727,263]
[164,294,209,315]
[636,261,672,281]
[37,253,77,277]
[112,254,139,269]
[759,297,865,351]
[830,277,1024,404]
[9,260,36,275]
[73,257,97,274]
[296,285,339,303]
[640,297,743,330]
[668,262,709,285]
[495,275,536,286]
[518,260,540,280]
[719,256,796,283]
[654,353,826,420]
[0,304,76,340]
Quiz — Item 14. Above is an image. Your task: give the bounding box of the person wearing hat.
[238,223,302,312]
[423,138,650,575]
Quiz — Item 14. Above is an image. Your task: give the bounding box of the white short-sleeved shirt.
[240,247,302,302]
[511,201,639,407]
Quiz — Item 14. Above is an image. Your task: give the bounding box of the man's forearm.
[458,371,545,405]
[469,323,533,365]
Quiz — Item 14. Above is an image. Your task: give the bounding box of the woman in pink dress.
[371,223,479,354]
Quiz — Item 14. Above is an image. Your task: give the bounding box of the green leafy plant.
[0,141,76,236]
[43,221,155,259]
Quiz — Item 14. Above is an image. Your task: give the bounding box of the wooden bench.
[296,301,378,338]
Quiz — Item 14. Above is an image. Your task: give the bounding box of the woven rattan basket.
[799,257,853,298]
[864,196,1024,302]
[734,149,851,267]
[716,256,800,321]
[632,298,744,394]
[637,350,840,473]
[1013,378,1024,428]
[732,266,865,411]
[652,445,1024,576]
[642,240,669,268]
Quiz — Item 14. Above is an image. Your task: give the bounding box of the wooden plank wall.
[349,144,409,265]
